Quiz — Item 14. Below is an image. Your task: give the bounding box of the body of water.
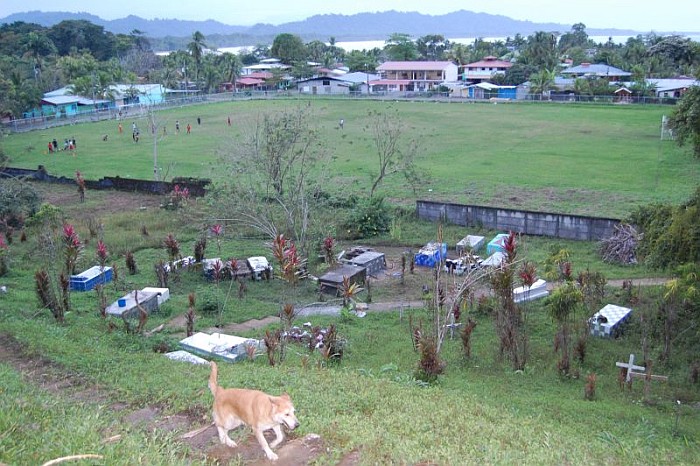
[197,33,700,56]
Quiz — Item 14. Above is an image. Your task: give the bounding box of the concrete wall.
[1,166,210,197]
[416,200,620,241]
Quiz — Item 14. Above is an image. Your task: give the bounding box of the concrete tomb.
[106,289,160,318]
[456,235,485,254]
[589,304,633,338]
[165,350,209,365]
[513,279,549,303]
[179,332,262,363]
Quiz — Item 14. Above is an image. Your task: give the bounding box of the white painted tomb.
[179,332,262,363]
[165,350,209,365]
[513,279,549,303]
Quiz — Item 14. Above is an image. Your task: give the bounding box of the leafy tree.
[668,86,700,157]
[558,23,590,52]
[270,33,306,64]
[628,188,700,268]
[364,107,420,198]
[213,105,330,252]
[345,50,379,72]
[416,34,449,60]
[384,33,418,61]
[48,20,116,61]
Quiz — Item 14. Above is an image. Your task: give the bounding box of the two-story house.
[374,61,458,92]
[461,56,513,83]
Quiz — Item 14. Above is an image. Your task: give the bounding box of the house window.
[323,80,330,86]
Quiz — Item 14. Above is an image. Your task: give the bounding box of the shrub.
[343,196,391,239]
[415,335,445,383]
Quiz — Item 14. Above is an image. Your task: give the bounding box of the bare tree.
[215,105,330,252]
[365,107,420,198]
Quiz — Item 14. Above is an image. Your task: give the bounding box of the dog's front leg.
[255,429,278,461]
[269,425,285,449]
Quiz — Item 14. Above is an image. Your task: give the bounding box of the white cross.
[615,354,646,382]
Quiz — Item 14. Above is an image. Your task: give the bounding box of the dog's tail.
[209,361,218,396]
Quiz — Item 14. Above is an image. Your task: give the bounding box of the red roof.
[247,71,272,79]
[377,61,456,71]
[237,77,264,86]
[463,57,513,69]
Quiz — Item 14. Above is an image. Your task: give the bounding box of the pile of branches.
[599,223,641,265]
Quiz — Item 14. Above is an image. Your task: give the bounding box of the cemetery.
[0,99,698,465]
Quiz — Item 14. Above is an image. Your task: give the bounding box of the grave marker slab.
[165,350,209,365]
[106,290,159,318]
[179,332,262,363]
[513,279,549,303]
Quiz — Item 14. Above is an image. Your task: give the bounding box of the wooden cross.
[616,354,669,383]
[445,314,462,339]
[615,354,645,383]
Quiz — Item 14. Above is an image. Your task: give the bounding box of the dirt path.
[0,332,343,465]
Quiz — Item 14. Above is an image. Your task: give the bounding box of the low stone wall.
[0,166,210,197]
[416,200,620,241]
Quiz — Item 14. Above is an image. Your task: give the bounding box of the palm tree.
[530,69,556,100]
[187,31,207,86]
[217,52,241,91]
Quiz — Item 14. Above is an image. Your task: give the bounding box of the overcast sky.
[1,0,698,32]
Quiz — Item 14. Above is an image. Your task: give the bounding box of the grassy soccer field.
[4,98,698,217]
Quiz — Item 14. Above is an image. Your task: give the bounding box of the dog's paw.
[265,451,279,461]
[224,438,237,448]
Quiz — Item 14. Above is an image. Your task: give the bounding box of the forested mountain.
[2,9,640,44]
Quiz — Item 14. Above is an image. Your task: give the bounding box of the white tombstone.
[179,332,262,363]
[141,287,170,306]
[513,279,549,303]
[165,350,209,365]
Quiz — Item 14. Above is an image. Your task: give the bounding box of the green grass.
[1,100,699,464]
[4,99,699,217]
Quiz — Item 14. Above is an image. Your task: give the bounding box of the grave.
[69,266,113,292]
[246,256,273,280]
[141,287,170,306]
[106,289,160,318]
[481,251,506,267]
[456,235,485,255]
[616,353,668,383]
[443,256,482,275]
[179,332,262,363]
[165,350,209,365]
[163,256,196,273]
[319,264,366,294]
[415,242,447,267]
[486,234,510,255]
[347,251,386,277]
[513,279,549,303]
[589,304,633,338]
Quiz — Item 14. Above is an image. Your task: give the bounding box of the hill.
[1,9,639,44]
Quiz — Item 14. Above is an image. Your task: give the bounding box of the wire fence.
[1,89,680,134]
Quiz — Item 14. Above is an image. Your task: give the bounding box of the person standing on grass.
[118,122,123,134]
[175,120,180,133]
[227,116,231,126]
[186,123,191,134]
[197,116,201,125]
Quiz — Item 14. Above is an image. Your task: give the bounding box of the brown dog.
[208,361,299,461]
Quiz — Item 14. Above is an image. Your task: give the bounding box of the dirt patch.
[34,183,163,218]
